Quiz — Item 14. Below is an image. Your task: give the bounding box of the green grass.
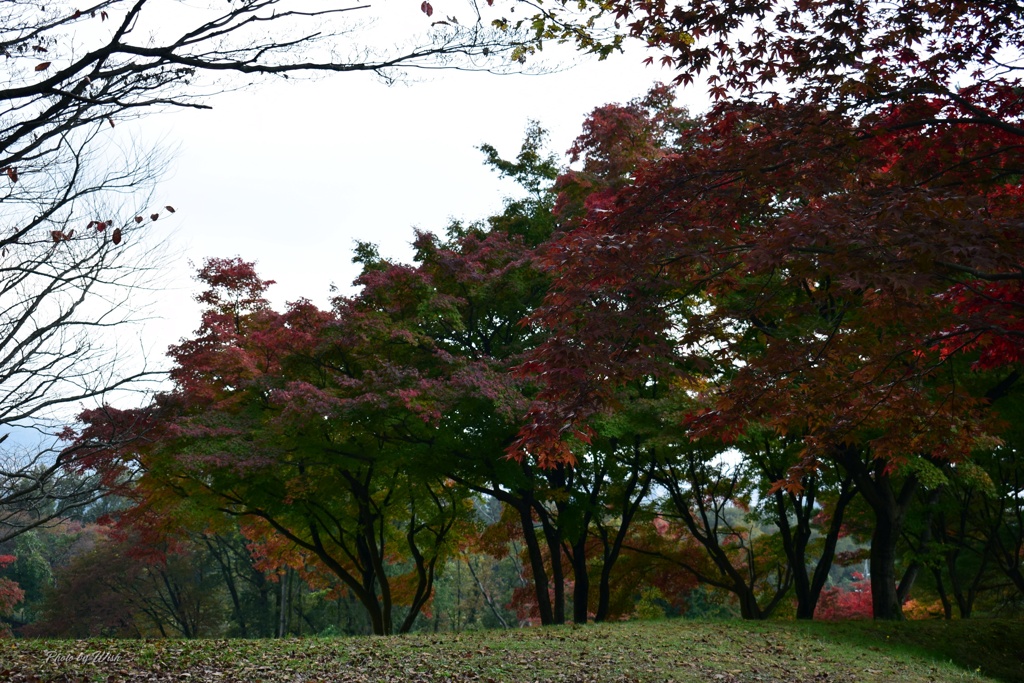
[1,619,1020,682]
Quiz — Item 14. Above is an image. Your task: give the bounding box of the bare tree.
[2,0,521,174]
[0,121,165,541]
[0,0,525,541]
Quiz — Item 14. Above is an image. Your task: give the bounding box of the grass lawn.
[1,619,1020,682]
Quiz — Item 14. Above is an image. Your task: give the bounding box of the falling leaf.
[420,1,433,17]
[165,205,176,213]
[35,62,50,71]
[111,228,122,245]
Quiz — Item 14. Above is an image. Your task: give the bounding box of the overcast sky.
[119,12,711,366]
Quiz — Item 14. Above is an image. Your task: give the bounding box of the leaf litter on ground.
[0,619,1020,683]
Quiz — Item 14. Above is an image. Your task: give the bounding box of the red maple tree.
[516,87,1022,619]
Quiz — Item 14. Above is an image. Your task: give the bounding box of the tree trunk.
[594,518,633,622]
[538,516,566,624]
[932,566,953,619]
[804,478,857,619]
[869,514,905,620]
[736,585,764,620]
[595,445,650,622]
[571,537,589,624]
[516,500,554,625]
[278,569,289,637]
[838,448,917,620]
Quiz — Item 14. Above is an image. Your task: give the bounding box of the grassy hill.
[2,619,1021,683]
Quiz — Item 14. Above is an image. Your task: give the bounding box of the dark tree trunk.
[838,449,918,620]
[516,499,555,625]
[773,470,856,620]
[571,537,589,624]
[594,459,650,621]
[802,481,856,619]
[355,504,391,635]
[736,586,764,620]
[454,463,559,627]
[538,514,566,624]
[932,566,953,619]
[869,512,906,620]
[278,568,289,637]
[594,511,640,622]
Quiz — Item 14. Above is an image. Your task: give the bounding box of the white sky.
[118,10,711,366]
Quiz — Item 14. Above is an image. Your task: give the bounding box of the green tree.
[73,257,479,635]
